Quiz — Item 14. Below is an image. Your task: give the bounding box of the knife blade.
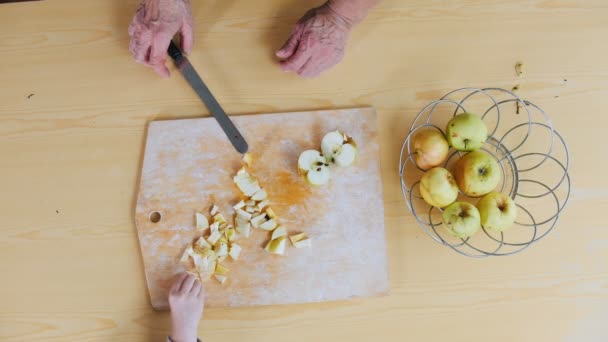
[167,41,249,154]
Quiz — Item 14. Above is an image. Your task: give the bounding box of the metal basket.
[399,88,571,257]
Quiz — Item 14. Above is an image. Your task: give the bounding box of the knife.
[167,41,249,154]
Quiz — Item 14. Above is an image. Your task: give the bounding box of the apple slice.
[225,228,236,242]
[250,214,268,228]
[243,152,253,167]
[259,219,278,231]
[271,226,287,240]
[235,208,252,221]
[214,274,227,284]
[245,206,256,213]
[214,241,229,257]
[265,207,277,219]
[195,213,209,231]
[289,233,312,248]
[321,130,357,166]
[209,222,220,234]
[180,246,193,263]
[210,205,219,216]
[212,213,227,225]
[233,170,261,197]
[251,188,268,201]
[236,222,251,238]
[233,200,245,210]
[215,263,229,276]
[207,230,222,245]
[194,237,211,251]
[229,243,242,260]
[256,199,270,211]
[265,236,287,255]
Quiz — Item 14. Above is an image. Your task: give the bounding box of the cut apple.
[194,237,211,251]
[321,130,357,167]
[245,199,256,206]
[235,208,252,221]
[265,207,277,219]
[195,213,209,231]
[213,213,227,225]
[306,165,330,185]
[271,226,287,240]
[214,241,228,257]
[256,200,269,211]
[250,214,268,228]
[214,274,227,284]
[207,230,222,245]
[180,246,193,263]
[229,243,242,260]
[209,222,220,234]
[243,153,253,167]
[233,169,261,197]
[265,236,287,255]
[210,205,219,216]
[236,222,251,237]
[225,228,236,242]
[215,263,229,276]
[259,219,278,231]
[233,200,245,210]
[251,188,268,201]
[245,206,256,213]
[298,150,326,174]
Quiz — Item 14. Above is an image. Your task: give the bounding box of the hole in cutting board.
[150,211,161,223]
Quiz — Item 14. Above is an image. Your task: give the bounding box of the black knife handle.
[167,41,182,61]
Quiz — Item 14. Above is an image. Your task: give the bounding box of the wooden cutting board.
[135,107,389,310]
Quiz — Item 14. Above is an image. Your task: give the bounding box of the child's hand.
[169,272,205,342]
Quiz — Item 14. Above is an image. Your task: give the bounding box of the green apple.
[446,113,488,151]
[411,129,449,170]
[420,167,459,208]
[453,150,500,197]
[442,201,481,238]
[476,192,517,232]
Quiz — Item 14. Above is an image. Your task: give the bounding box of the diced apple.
[213,213,227,225]
[243,153,253,167]
[207,230,222,245]
[236,208,252,221]
[251,189,268,201]
[215,263,229,276]
[236,223,251,237]
[229,243,242,260]
[233,200,245,210]
[234,172,261,196]
[289,233,311,248]
[194,237,211,251]
[245,200,256,206]
[214,274,227,284]
[180,246,193,263]
[265,207,277,219]
[225,228,236,242]
[210,222,220,233]
[265,236,287,255]
[214,241,228,257]
[259,219,277,231]
[250,214,268,228]
[245,206,256,213]
[217,255,227,263]
[271,226,287,240]
[195,213,209,231]
[257,200,269,211]
[210,205,219,216]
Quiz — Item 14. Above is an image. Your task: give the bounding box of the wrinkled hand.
[128,0,194,78]
[276,3,353,78]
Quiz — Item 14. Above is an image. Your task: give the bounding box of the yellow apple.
[453,150,500,197]
[476,192,517,231]
[442,201,481,238]
[420,167,459,208]
[446,113,488,151]
[411,129,449,170]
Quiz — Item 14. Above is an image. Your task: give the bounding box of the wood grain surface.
[1,0,607,341]
[136,108,388,309]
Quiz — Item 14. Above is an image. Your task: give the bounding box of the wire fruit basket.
[399,88,570,257]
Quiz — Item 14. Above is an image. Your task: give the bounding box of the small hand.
[128,0,194,78]
[169,272,205,342]
[276,3,353,78]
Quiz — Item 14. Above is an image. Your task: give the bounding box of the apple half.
[321,130,357,167]
[298,149,331,185]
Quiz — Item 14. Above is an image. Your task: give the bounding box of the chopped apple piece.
[251,188,268,201]
[243,153,253,167]
[265,208,277,219]
[194,237,211,251]
[233,200,245,210]
[236,222,251,237]
[215,263,229,276]
[259,219,278,231]
[271,226,287,240]
[229,243,242,260]
[213,213,227,225]
[180,246,193,263]
[245,200,256,206]
[245,206,256,213]
[207,230,222,245]
[210,205,219,216]
[214,274,227,284]
[250,214,268,228]
[257,200,269,211]
[210,222,220,233]
[289,233,311,248]
[214,241,228,257]
[225,228,236,242]
[233,171,261,196]
[251,212,262,218]
[265,236,287,255]
[195,213,209,231]
[236,208,252,221]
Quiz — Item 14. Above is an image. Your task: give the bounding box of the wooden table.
[1,0,607,341]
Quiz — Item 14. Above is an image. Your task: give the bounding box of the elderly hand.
[128,0,194,78]
[275,3,354,78]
